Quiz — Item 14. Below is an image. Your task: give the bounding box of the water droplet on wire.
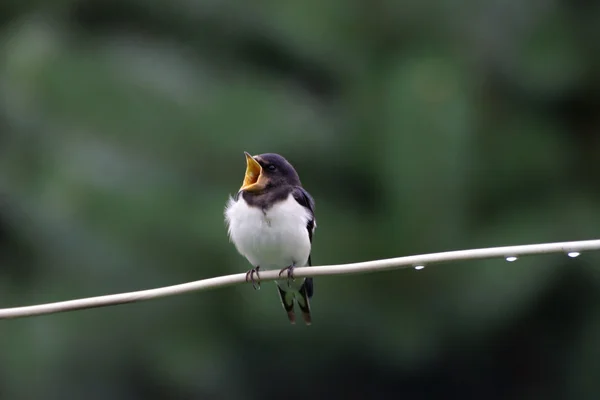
[568,252,580,258]
[414,265,425,270]
[506,256,518,262]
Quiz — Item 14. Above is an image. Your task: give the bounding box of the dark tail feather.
[276,284,296,324]
[304,277,314,298]
[297,280,312,326]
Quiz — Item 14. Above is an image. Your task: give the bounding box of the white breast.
[225,193,312,270]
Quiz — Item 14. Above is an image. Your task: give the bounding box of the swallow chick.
[225,152,316,325]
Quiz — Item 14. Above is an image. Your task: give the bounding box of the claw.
[278,263,296,288]
[245,266,261,290]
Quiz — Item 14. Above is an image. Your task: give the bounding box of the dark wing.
[292,186,316,298]
[291,186,316,244]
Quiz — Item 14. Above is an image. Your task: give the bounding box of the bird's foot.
[278,263,296,288]
[245,266,261,290]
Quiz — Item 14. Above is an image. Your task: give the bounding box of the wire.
[0,239,598,320]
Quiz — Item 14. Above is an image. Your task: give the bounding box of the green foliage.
[1,1,600,399]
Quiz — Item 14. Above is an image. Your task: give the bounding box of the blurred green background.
[1,1,600,399]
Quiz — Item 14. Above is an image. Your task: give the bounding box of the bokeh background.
[1,1,600,399]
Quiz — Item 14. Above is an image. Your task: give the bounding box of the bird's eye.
[267,164,276,171]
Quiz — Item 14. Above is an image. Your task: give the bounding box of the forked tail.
[276,278,313,325]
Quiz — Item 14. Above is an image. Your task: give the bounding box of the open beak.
[240,152,263,191]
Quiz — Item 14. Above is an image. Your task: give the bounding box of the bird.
[224,152,316,325]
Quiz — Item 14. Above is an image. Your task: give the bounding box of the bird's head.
[239,152,301,192]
